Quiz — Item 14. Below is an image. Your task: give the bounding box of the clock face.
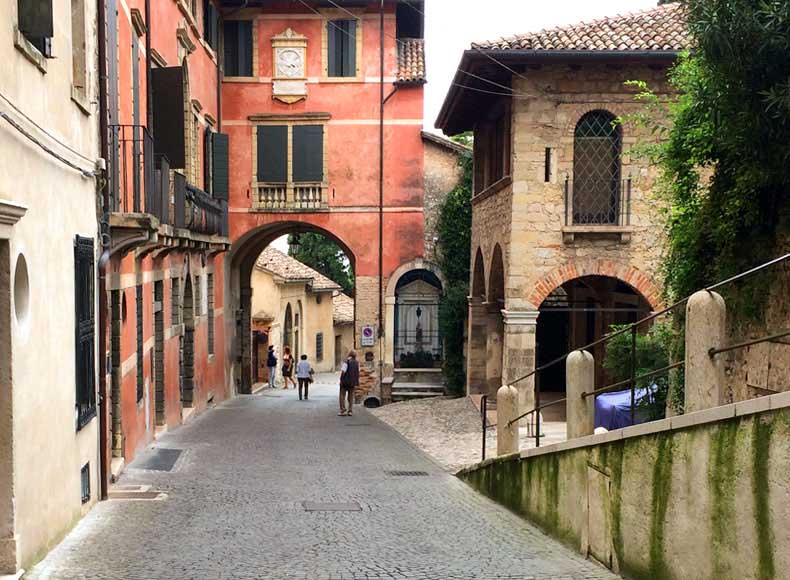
[277,48,303,78]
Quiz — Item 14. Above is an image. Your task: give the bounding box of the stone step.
[393,368,444,385]
[392,391,444,400]
[392,383,444,393]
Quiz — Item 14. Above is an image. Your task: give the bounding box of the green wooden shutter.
[293,125,324,183]
[342,20,356,77]
[327,21,339,77]
[257,125,287,183]
[19,0,53,39]
[238,21,253,76]
[223,21,239,76]
[151,66,186,168]
[211,132,229,199]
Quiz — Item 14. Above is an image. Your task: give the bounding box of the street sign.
[361,325,375,347]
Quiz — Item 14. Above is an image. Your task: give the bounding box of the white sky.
[424,0,658,132]
[271,0,658,253]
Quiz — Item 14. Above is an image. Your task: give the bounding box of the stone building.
[250,246,350,379]
[436,3,690,412]
[1,0,102,573]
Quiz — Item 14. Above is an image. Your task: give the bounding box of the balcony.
[253,182,328,212]
[561,175,633,244]
[107,124,229,256]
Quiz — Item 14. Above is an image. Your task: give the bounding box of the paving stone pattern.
[29,376,616,580]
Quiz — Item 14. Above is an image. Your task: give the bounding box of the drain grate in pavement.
[385,470,429,477]
[108,490,166,501]
[133,448,182,472]
[302,501,362,512]
[343,423,370,427]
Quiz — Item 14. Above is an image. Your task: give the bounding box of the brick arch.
[528,260,662,309]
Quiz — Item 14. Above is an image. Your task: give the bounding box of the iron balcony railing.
[108,124,169,223]
[173,172,227,236]
[563,175,632,227]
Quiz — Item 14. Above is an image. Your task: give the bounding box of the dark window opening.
[136,284,143,402]
[171,277,181,326]
[396,2,423,39]
[203,0,220,50]
[17,0,54,57]
[544,147,551,183]
[75,236,96,430]
[80,463,90,503]
[473,106,511,194]
[223,20,253,77]
[327,19,356,78]
[207,273,215,355]
[316,332,324,361]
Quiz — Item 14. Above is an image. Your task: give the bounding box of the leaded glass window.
[572,111,621,224]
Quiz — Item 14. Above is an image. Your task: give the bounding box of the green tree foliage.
[288,233,354,295]
[437,152,473,395]
[633,1,790,305]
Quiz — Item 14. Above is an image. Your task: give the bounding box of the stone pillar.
[496,385,519,456]
[466,297,487,395]
[685,290,727,412]
[566,350,595,439]
[484,302,504,397]
[502,309,539,423]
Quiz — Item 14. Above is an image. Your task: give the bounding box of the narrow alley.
[28,376,614,580]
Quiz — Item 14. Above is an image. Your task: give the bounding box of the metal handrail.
[498,252,790,447]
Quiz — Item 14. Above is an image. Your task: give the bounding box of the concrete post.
[501,310,539,425]
[485,302,504,397]
[566,350,595,439]
[685,290,727,412]
[496,384,519,456]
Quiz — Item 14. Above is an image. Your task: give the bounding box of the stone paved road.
[29,377,617,580]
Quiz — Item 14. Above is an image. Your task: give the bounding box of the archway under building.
[485,245,505,396]
[535,275,653,410]
[465,247,488,395]
[226,221,357,395]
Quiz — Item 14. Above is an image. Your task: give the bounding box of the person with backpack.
[296,354,314,401]
[266,345,277,389]
[338,349,359,416]
[281,346,296,390]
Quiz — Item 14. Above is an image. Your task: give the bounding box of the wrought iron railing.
[172,172,226,236]
[563,175,632,226]
[395,330,443,368]
[495,253,790,451]
[254,182,328,211]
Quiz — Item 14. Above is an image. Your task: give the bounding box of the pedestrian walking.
[296,354,313,401]
[266,345,277,389]
[281,346,296,389]
[338,349,359,416]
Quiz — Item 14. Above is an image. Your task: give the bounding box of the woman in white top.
[295,354,313,401]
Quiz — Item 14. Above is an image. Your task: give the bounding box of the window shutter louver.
[151,66,186,168]
[238,21,253,76]
[211,132,229,199]
[293,125,324,183]
[327,21,338,77]
[342,20,356,77]
[18,0,54,39]
[74,236,96,430]
[257,125,287,183]
[223,20,238,75]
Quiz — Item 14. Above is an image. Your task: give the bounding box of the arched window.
[572,110,621,225]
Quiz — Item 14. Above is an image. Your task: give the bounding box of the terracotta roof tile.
[471,3,689,53]
[254,247,341,292]
[397,38,426,84]
[333,293,354,325]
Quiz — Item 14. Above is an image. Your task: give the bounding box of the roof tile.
[397,38,426,84]
[254,247,341,292]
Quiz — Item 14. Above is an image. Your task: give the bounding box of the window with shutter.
[136,284,144,402]
[204,127,213,194]
[256,125,287,183]
[223,20,253,77]
[211,132,229,200]
[74,236,96,431]
[203,0,219,50]
[327,20,356,78]
[17,0,54,57]
[151,66,186,168]
[293,125,324,183]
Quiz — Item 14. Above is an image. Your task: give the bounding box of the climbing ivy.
[624,1,790,309]
[436,151,473,395]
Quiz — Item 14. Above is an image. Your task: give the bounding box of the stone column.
[566,350,595,439]
[466,297,487,395]
[496,385,519,456]
[685,290,727,412]
[485,302,504,397]
[502,309,539,422]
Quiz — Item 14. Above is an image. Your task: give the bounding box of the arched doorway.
[180,275,195,407]
[485,245,505,395]
[536,275,652,397]
[466,248,487,394]
[226,221,357,394]
[283,303,293,351]
[393,269,442,369]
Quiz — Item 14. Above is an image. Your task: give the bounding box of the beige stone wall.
[470,184,513,299]
[460,395,790,580]
[506,64,671,311]
[423,138,466,263]
[0,0,101,571]
[334,323,354,371]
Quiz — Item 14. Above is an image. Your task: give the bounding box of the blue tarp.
[594,386,656,430]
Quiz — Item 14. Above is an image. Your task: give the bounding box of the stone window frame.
[320,8,364,83]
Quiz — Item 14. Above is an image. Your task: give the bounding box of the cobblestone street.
[28,376,615,580]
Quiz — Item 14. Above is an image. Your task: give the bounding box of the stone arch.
[484,244,506,395]
[385,258,445,298]
[471,247,485,298]
[226,220,357,394]
[528,259,662,311]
